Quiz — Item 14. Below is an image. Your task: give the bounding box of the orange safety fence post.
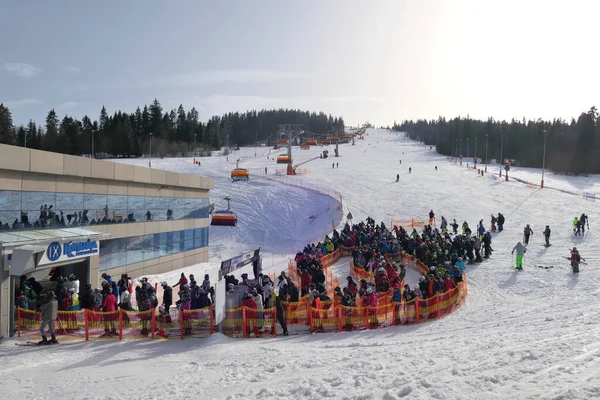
[415,299,420,323]
[179,309,184,340]
[242,306,247,338]
[119,309,123,340]
[17,307,21,337]
[273,309,277,338]
[436,293,441,319]
[151,308,156,340]
[210,305,214,335]
[84,309,89,341]
[308,300,313,332]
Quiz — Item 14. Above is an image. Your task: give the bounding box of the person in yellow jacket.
[573,217,581,236]
[68,288,80,311]
[325,242,334,253]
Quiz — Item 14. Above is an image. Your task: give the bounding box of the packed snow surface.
[3,129,600,399]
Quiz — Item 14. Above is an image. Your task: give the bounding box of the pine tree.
[0,103,15,144]
[148,99,163,137]
[44,109,59,151]
[26,120,37,148]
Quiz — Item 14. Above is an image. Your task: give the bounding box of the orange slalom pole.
[119,309,123,340]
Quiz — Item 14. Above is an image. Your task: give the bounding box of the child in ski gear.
[573,217,580,235]
[511,242,527,270]
[543,226,551,247]
[523,224,533,245]
[39,291,58,345]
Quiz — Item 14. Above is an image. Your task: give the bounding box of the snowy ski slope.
[3,129,600,400]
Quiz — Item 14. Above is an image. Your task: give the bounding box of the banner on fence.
[219,248,261,279]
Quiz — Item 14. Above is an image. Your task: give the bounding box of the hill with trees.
[0,100,344,158]
[394,107,600,174]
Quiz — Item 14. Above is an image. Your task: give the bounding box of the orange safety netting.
[18,308,86,339]
[242,307,277,338]
[121,309,155,339]
[17,306,214,341]
[221,307,244,338]
[281,300,310,326]
[182,307,214,339]
[307,277,467,332]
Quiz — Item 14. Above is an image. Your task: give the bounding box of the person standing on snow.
[451,219,459,234]
[429,210,435,226]
[38,291,58,345]
[568,247,585,274]
[408,167,412,173]
[497,213,505,232]
[580,213,589,234]
[396,174,399,182]
[573,217,580,236]
[491,214,497,232]
[543,225,551,247]
[511,241,527,271]
[523,224,533,245]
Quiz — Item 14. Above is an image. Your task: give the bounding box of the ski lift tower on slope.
[277,124,303,175]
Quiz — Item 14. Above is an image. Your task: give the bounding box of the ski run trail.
[3,129,600,400]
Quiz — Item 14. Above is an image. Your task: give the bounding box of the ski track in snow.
[3,129,600,399]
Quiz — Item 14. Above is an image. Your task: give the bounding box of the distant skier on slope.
[396,174,399,182]
[523,224,533,245]
[543,225,551,247]
[409,167,412,173]
[580,213,589,234]
[497,213,505,232]
[490,214,497,232]
[573,217,581,236]
[511,241,527,271]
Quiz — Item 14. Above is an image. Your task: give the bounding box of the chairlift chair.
[210,197,238,226]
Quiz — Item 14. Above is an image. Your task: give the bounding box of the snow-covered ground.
[4,129,600,400]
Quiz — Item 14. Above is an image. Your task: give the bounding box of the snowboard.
[535,265,554,269]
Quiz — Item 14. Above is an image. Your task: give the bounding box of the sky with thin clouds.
[1,0,600,127]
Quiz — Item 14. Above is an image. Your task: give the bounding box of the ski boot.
[49,334,59,345]
[282,331,289,336]
[38,335,48,345]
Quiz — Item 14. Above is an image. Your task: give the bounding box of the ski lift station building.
[0,144,213,338]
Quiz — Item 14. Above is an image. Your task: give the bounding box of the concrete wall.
[0,143,214,191]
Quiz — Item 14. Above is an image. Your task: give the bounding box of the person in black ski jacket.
[497,213,505,232]
[80,283,95,309]
[543,225,551,247]
[523,224,533,245]
[161,282,173,313]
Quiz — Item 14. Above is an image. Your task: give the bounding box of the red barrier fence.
[18,306,213,341]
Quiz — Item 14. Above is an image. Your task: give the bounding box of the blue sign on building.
[47,242,62,262]
[45,239,98,263]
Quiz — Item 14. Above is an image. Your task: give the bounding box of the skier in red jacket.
[102,290,118,336]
